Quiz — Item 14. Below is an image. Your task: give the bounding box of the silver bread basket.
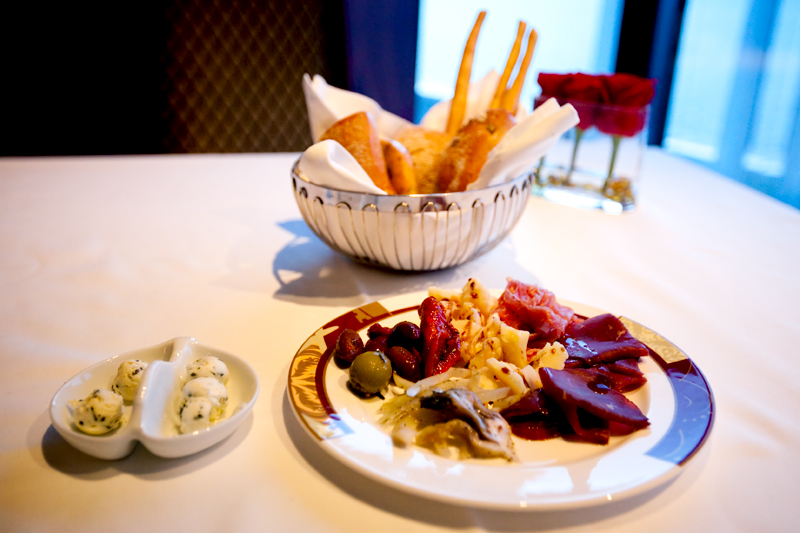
[291,160,532,271]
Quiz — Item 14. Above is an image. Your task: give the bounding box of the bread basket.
[291,160,532,271]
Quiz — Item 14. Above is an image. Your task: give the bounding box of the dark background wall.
[1,1,419,156]
[0,1,351,155]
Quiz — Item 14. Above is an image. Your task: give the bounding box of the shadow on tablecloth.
[34,408,254,480]
[265,219,539,307]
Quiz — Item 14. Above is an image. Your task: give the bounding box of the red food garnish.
[540,367,649,445]
[608,357,644,376]
[500,389,552,420]
[500,389,563,440]
[591,364,647,393]
[509,420,562,441]
[563,313,649,366]
[495,278,576,344]
[418,296,462,377]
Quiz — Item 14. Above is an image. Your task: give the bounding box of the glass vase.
[533,97,649,214]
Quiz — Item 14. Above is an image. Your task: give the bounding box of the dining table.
[1,146,798,532]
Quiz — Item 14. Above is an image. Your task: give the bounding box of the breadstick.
[501,28,538,113]
[490,21,527,109]
[446,11,486,137]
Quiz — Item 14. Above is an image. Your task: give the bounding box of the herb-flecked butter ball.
[186,356,229,384]
[111,359,148,402]
[179,397,214,433]
[69,389,125,435]
[180,377,228,421]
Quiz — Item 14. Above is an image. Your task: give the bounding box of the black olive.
[335,329,364,363]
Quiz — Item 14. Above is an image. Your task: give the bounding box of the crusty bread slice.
[395,126,452,194]
[437,109,516,193]
[320,112,395,194]
[382,139,417,195]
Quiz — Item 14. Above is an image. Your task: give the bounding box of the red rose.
[595,74,656,137]
[594,104,650,138]
[561,73,609,103]
[537,73,571,99]
[603,73,657,107]
[538,72,608,102]
[537,73,608,129]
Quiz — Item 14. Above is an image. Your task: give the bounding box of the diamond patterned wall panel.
[161,0,342,153]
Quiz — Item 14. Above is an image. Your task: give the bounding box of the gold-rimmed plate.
[287,293,713,511]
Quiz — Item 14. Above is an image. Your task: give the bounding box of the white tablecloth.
[1,149,798,532]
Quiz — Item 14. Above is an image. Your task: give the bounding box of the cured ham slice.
[495,279,576,344]
[563,313,649,366]
[540,367,649,445]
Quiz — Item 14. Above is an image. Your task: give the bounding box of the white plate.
[50,337,259,460]
[287,293,714,511]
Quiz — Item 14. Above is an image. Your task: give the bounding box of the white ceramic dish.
[288,293,714,511]
[50,337,259,460]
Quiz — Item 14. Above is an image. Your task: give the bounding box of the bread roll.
[395,126,451,194]
[437,109,516,193]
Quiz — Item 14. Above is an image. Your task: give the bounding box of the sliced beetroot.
[501,390,565,441]
[500,389,552,421]
[605,371,647,393]
[608,421,640,437]
[540,367,649,445]
[563,313,649,366]
[562,408,610,444]
[541,368,649,426]
[565,364,647,394]
[593,365,647,393]
[609,357,644,376]
[509,420,561,441]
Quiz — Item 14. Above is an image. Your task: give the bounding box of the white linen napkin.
[297,140,385,195]
[302,74,412,142]
[470,98,578,189]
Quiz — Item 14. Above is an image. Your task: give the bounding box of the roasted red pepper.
[419,297,462,377]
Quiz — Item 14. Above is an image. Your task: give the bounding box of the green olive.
[348,350,392,396]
